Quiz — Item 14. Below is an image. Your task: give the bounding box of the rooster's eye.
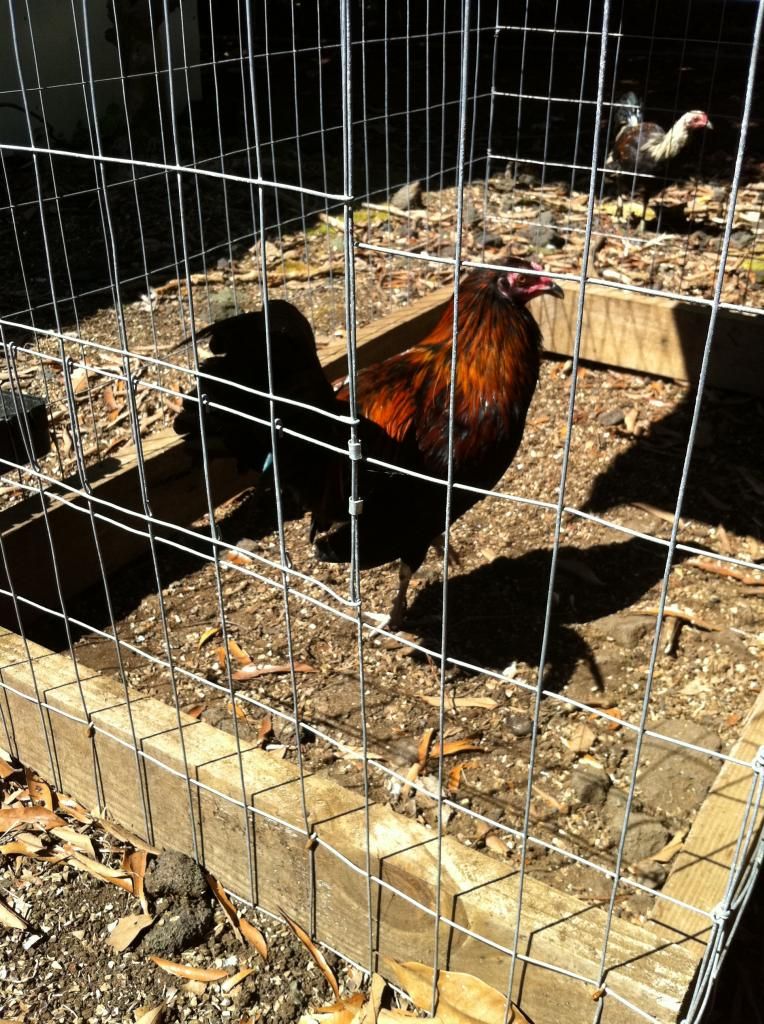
[515,275,528,287]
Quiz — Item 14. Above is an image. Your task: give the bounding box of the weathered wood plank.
[0,630,699,1024]
[650,687,764,954]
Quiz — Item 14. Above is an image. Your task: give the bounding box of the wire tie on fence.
[711,902,731,927]
[348,440,362,462]
[304,829,318,852]
[348,498,364,517]
[274,417,283,433]
[752,745,764,776]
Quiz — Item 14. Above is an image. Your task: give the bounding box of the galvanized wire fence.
[0,1,763,1022]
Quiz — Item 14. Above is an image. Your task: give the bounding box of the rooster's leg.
[388,561,413,631]
[432,532,462,568]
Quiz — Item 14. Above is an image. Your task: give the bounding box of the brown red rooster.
[174,262,563,628]
[606,92,712,223]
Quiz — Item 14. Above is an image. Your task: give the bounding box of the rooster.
[174,262,563,628]
[606,92,712,224]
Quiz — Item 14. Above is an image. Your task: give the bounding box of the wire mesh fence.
[0,1,763,1021]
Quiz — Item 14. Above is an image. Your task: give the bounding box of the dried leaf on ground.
[198,626,221,649]
[564,723,596,753]
[216,639,252,667]
[134,1006,165,1024]
[67,850,134,893]
[0,833,49,858]
[240,917,269,959]
[0,897,30,930]
[650,831,687,864]
[0,806,66,831]
[298,993,365,1024]
[205,871,244,942]
[430,738,484,759]
[281,908,340,1000]
[124,849,149,913]
[418,695,498,710]
[148,956,229,982]
[417,728,436,769]
[384,960,531,1024]
[232,660,316,681]
[220,966,256,994]
[52,825,96,859]
[107,913,155,951]
[0,757,19,779]
[24,770,55,810]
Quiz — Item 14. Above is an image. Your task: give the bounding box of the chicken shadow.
[405,532,666,694]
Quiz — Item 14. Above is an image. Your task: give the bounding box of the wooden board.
[651,686,764,953]
[338,278,764,397]
[0,628,699,1024]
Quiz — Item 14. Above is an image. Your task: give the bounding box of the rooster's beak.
[546,281,564,300]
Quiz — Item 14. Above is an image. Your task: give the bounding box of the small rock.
[570,764,611,807]
[144,851,208,901]
[389,180,423,210]
[207,287,238,322]
[633,719,721,820]
[598,407,626,427]
[138,900,215,958]
[602,789,670,863]
[595,613,651,648]
[521,211,564,250]
[729,229,754,248]
[507,714,533,737]
[630,858,669,888]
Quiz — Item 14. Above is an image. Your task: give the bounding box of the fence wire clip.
[711,902,731,927]
[348,497,364,517]
[753,745,764,776]
[348,439,362,461]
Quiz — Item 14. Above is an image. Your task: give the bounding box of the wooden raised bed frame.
[1,280,763,1023]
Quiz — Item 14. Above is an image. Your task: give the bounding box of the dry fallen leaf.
[220,966,256,994]
[384,959,531,1024]
[134,1004,166,1024]
[418,695,498,710]
[51,825,96,859]
[565,723,596,753]
[281,908,340,1000]
[485,834,510,857]
[216,638,252,667]
[0,897,30,931]
[232,660,316,681]
[124,849,150,913]
[107,913,155,951]
[240,917,268,959]
[24,769,55,811]
[198,625,221,649]
[417,728,435,769]
[148,956,229,982]
[205,871,244,943]
[431,739,484,759]
[185,704,206,720]
[67,851,134,893]
[0,806,66,831]
[446,763,464,794]
[650,830,687,864]
[0,757,19,780]
[256,714,274,747]
[298,993,365,1024]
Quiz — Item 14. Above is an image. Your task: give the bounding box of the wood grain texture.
[0,629,700,1024]
[651,687,764,954]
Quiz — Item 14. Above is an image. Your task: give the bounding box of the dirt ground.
[2,172,764,1022]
